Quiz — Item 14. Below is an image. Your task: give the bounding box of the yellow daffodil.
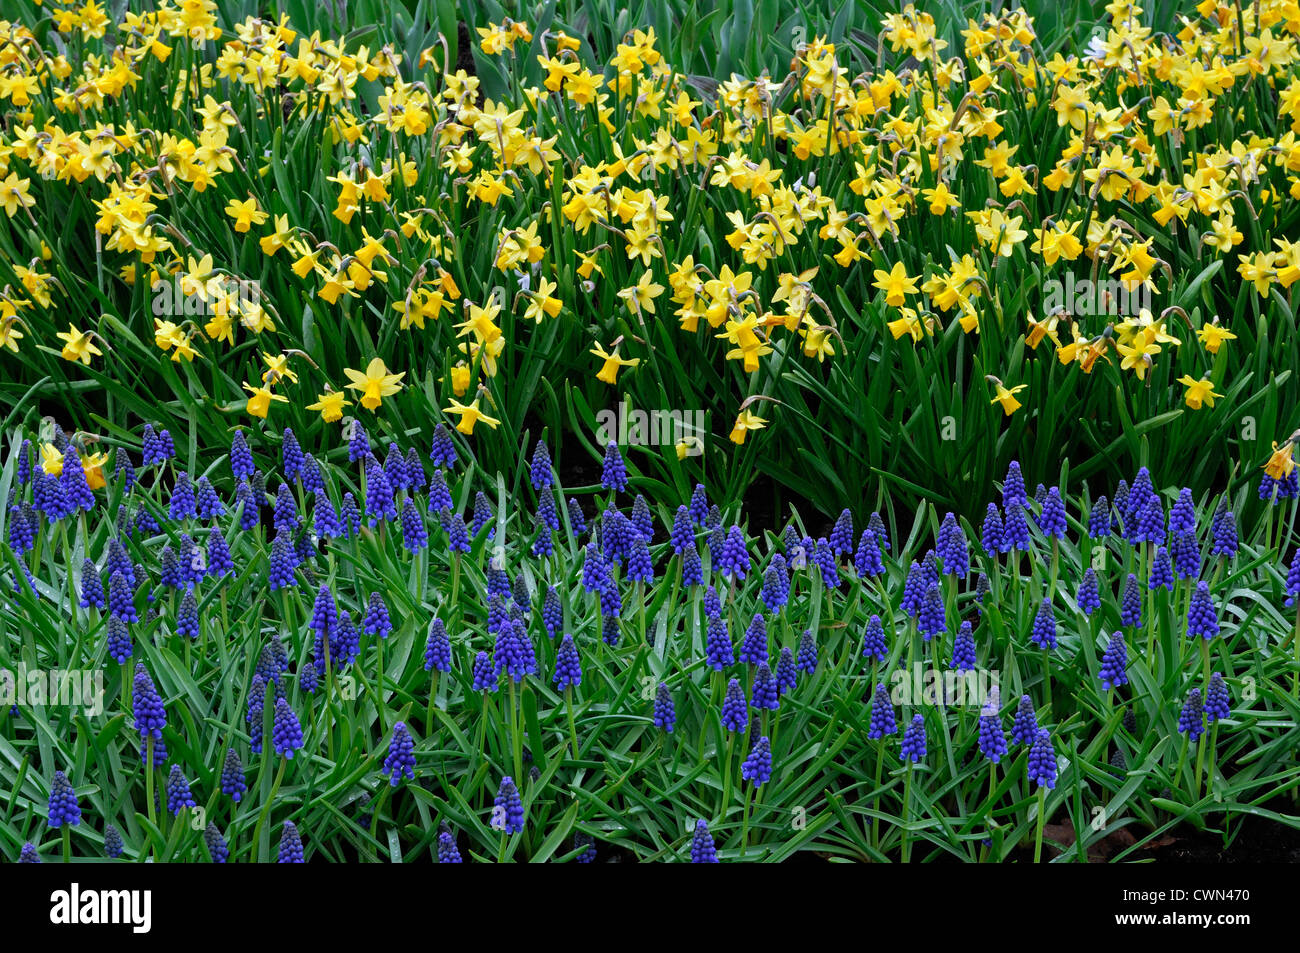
[225,196,268,233]
[344,358,405,411]
[1263,441,1295,481]
[729,408,767,444]
[306,390,350,423]
[590,342,639,384]
[989,380,1028,416]
[443,397,501,435]
[243,382,287,419]
[57,325,102,365]
[1177,375,1222,410]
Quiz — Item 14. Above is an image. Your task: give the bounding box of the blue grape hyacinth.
[1178,688,1205,743]
[383,722,417,786]
[652,683,676,733]
[221,749,247,803]
[900,714,927,763]
[867,683,896,739]
[278,820,305,863]
[1011,695,1038,745]
[1187,581,1219,640]
[492,776,525,834]
[740,735,773,787]
[165,764,197,816]
[47,770,81,828]
[691,819,719,863]
[1204,673,1231,723]
[1027,728,1057,789]
[1099,632,1129,691]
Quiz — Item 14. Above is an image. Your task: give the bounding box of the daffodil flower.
[443,397,501,435]
[344,357,405,411]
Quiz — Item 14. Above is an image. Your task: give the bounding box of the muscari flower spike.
[271,697,304,759]
[690,819,718,863]
[553,634,582,691]
[1178,688,1205,743]
[739,614,769,667]
[705,615,734,670]
[362,592,392,639]
[750,666,779,711]
[900,714,927,763]
[1099,631,1129,691]
[717,525,751,581]
[1027,728,1057,789]
[221,749,247,803]
[829,509,854,556]
[1087,496,1111,539]
[437,830,463,863]
[1002,502,1030,551]
[246,674,267,753]
[775,647,798,695]
[79,559,104,610]
[278,820,305,863]
[1170,487,1196,536]
[720,678,748,734]
[472,650,497,694]
[796,629,818,673]
[133,663,166,740]
[400,497,427,551]
[424,618,452,672]
[1285,550,1300,608]
[1038,487,1067,539]
[900,561,925,617]
[165,764,197,816]
[653,683,676,733]
[429,423,458,470]
[1119,573,1142,628]
[1187,581,1219,640]
[1077,567,1102,616]
[601,442,628,492]
[1002,460,1028,510]
[383,722,417,786]
[977,690,1007,763]
[492,776,525,834]
[1205,673,1231,723]
[204,823,229,864]
[867,683,896,739]
[917,583,946,641]
[47,770,81,828]
[104,824,124,859]
[384,442,408,491]
[812,537,841,590]
[106,615,132,664]
[1010,695,1038,745]
[981,503,1005,556]
[741,735,773,787]
[1030,597,1058,651]
[1149,545,1174,591]
[950,620,976,671]
[937,512,970,575]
